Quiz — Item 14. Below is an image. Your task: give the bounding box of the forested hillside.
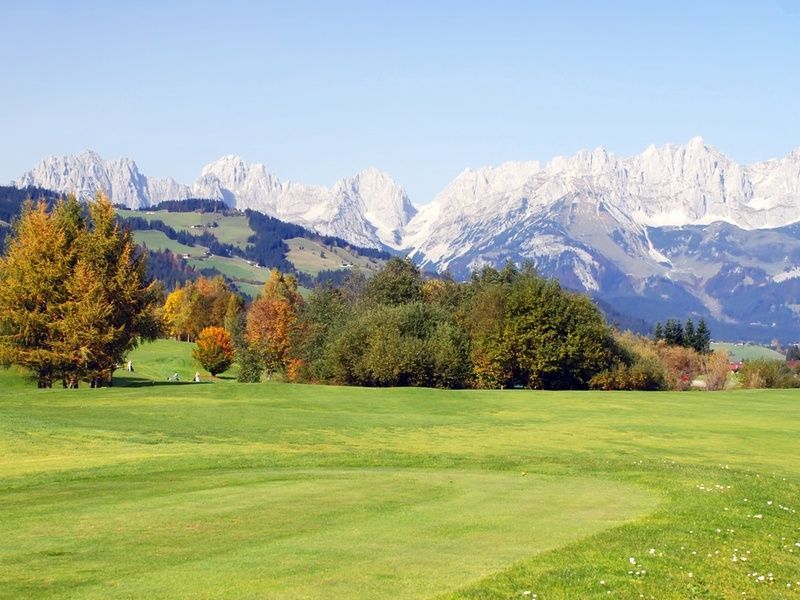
[0,187,391,297]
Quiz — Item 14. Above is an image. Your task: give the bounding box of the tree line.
[180,259,731,390]
[653,318,711,354]
[5,194,793,391]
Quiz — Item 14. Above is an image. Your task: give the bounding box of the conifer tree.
[223,293,245,336]
[0,200,71,387]
[663,319,684,346]
[684,319,696,350]
[694,319,711,354]
[75,194,162,386]
[0,193,162,387]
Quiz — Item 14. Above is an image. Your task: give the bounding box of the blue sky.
[1,0,798,203]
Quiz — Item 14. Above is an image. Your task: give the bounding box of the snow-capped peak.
[13,138,800,253]
[13,150,192,209]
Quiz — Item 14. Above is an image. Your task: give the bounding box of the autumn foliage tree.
[702,349,730,391]
[193,326,235,376]
[0,200,71,387]
[162,276,237,341]
[246,269,304,378]
[0,194,162,387]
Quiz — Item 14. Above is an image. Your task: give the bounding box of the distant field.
[187,254,269,283]
[2,340,799,599]
[132,230,205,256]
[118,209,252,249]
[712,342,785,361]
[133,229,269,297]
[120,209,374,283]
[233,281,265,299]
[285,237,381,275]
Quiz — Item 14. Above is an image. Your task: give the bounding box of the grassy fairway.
[1,342,799,598]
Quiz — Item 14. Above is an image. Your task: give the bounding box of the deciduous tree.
[193,326,235,376]
[246,269,304,377]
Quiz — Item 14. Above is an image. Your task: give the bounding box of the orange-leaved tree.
[0,200,71,387]
[246,269,304,379]
[193,326,235,376]
[0,193,162,387]
[163,276,236,341]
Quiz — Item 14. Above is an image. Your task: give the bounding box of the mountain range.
[14,151,416,250]
[12,138,800,342]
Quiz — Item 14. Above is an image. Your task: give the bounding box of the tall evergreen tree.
[693,319,711,354]
[663,319,684,347]
[75,195,162,386]
[684,319,696,350]
[0,200,71,387]
[0,193,162,387]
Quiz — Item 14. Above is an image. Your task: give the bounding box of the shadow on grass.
[113,377,214,388]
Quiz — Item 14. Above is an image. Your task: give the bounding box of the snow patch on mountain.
[404,138,800,271]
[15,152,416,249]
[773,267,800,283]
[13,150,192,209]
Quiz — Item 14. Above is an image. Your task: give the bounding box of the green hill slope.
[711,342,785,361]
[117,208,388,297]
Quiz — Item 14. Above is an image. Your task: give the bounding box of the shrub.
[702,350,731,391]
[236,345,262,383]
[590,332,666,391]
[658,343,701,391]
[327,303,470,388]
[739,359,799,389]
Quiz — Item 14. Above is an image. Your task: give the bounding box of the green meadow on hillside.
[1,340,799,599]
[285,237,381,275]
[119,209,366,297]
[132,230,206,256]
[712,342,786,362]
[117,209,253,249]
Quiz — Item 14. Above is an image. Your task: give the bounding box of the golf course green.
[1,340,798,599]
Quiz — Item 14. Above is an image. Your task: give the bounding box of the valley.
[11,138,800,341]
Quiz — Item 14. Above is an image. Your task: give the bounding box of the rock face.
[13,139,800,341]
[193,158,416,249]
[13,150,192,209]
[15,153,417,250]
[404,138,800,275]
